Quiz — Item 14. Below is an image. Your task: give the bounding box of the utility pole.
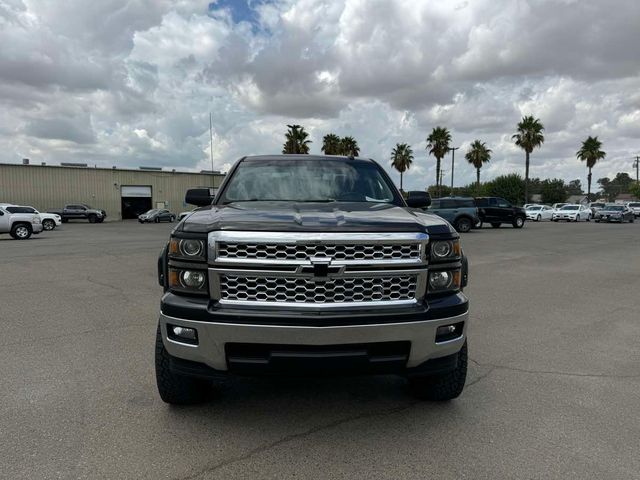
[209,112,214,186]
[449,146,460,193]
[634,156,639,184]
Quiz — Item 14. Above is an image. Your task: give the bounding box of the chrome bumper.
[159,310,468,371]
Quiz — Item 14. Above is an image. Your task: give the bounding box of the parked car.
[588,202,606,217]
[552,204,592,222]
[47,204,106,223]
[177,208,196,221]
[525,205,554,221]
[626,202,640,218]
[594,204,635,223]
[551,203,568,212]
[4,205,61,230]
[155,154,470,404]
[426,197,480,233]
[138,209,176,223]
[474,197,526,228]
[0,204,44,239]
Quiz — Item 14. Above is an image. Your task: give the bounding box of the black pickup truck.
[155,155,470,404]
[47,203,106,223]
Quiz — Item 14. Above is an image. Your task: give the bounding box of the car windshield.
[628,203,640,207]
[220,158,397,204]
[560,206,579,210]
[527,206,542,211]
[591,203,604,207]
[605,205,624,211]
[145,209,159,214]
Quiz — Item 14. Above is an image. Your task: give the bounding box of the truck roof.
[242,154,374,163]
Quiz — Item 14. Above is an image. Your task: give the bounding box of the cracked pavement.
[1,220,639,479]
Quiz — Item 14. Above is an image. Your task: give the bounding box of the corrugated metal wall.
[0,164,225,220]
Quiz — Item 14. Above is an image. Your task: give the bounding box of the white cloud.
[0,0,639,191]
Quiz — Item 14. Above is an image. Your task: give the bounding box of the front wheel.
[576,215,580,222]
[154,217,160,223]
[88,215,97,223]
[409,342,467,401]
[155,326,211,405]
[536,214,541,222]
[512,216,525,228]
[42,219,56,231]
[454,217,472,233]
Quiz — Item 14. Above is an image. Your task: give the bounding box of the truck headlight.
[428,269,461,293]
[169,237,206,261]
[430,239,461,262]
[169,268,207,294]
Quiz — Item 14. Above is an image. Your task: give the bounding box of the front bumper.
[159,294,468,374]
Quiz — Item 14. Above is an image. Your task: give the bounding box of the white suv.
[0,204,44,239]
[627,202,640,218]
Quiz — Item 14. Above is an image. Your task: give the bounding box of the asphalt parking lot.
[1,220,639,479]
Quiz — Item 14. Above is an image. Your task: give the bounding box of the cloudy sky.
[1,0,639,190]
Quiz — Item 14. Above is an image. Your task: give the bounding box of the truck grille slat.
[220,275,418,304]
[217,242,420,261]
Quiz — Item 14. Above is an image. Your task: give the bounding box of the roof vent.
[139,166,162,171]
[22,158,30,165]
[61,162,88,167]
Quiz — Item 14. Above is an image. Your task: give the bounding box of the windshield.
[526,206,542,211]
[591,203,604,208]
[628,203,640,207]
[144,209,159,214]
[220,159,398,204]
[560,205,579,211]
[605,205,624,211]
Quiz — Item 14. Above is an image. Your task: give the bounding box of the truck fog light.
[436,322,464,343]
[180,270,206,289]
[168,324,198,345]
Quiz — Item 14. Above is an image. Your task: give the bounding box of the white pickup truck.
[0,204,44,239]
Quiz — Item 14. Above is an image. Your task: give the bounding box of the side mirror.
[185,188,216,206]
[406,191,431,208]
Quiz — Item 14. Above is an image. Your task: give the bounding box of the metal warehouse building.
[0,162,225,220]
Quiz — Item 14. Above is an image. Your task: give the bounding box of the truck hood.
[179,202,455,235]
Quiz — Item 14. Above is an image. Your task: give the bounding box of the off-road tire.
[88,215,97,223]
[454,217,472,233]
[42,219,56,230]
[10,223,32,240]
[409,342,468,401]
[491,222,501,228]
[155,326,210,405]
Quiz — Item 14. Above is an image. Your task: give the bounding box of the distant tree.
[427,185,452,198]
[282,124,311,154]
[598,172,634,201]
[321,133,341,155]
[465,140,492,187]
[566,179,583,195]
[630,182,640,200]
[576,136,606,198]
[512,116,545,204]
[339,136,360,157]
[527,177,543,195]
[540,179,568,204]
[390,143,414,191]
[426,127,451,190]
[485,173,526,206]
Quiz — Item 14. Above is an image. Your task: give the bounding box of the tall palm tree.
[340,136,360,157]
[426,127,451,189]
[512,116,545,204]
[390,143,414,191]
[321,133,341,155]
[576,136,606,198]
[282,124,311,154]
[465,140,492,187]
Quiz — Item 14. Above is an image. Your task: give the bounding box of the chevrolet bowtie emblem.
[299,257,343,279]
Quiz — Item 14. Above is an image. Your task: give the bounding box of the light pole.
[209,112,215,187]
[449,146,460,194]
[634,156,639,184]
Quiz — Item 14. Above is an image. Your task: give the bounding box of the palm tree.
[426,127,451,190]
[390,143,414,191]
[282,124,311,154]
[465,140,492,187]
[340,136,360,157]
[512,116,545,204]
[321,133,341,155]
[576,136,606,198]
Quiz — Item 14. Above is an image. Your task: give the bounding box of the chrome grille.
[219,275,418,304]
[217,242,420,261]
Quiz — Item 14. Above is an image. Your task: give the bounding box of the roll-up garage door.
[121,185,152,197]
[121,185,152,219]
